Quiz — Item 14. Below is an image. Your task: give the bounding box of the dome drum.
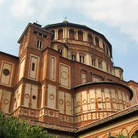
[73,82,133,126]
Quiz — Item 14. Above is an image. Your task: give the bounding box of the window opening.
[88,33,93,43]
[95,37,99,47]
[51,30,55,40]
[34,31,37,34]
[32,63,35,71]
[78,30,83,41]
[92,58,96,66]
[37,40,42,49]
[69,29,74,39]
[71,55,76,61]
[80,56,84,63]
[103,42,105,51]
[98,61,102,69]
[107,47,109,55]
[81,71,86,84]
[43,34,47,38]
[58,29,63,39]
[58,49,62,56]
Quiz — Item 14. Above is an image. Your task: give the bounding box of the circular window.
[83,99,87,104]
[49,94,54,100]
[61,71,68,79]
[3,69,10,76]
[25,94,29,99]
[66,101,71,106]
[32,95,36,100]
[59,99,63,105]
[4,99,9,105]
[49,111,54,116]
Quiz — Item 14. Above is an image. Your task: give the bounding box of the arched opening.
[105,97,111,109]
[95,37,99,47]
[57,45,63,56]
[98,59,102,69]
[79,53,85,63]
[88,33,93,43]
[97,97,103,111]
[78,30,83,41]
[103,42,106,51]
[58,29,63,39]
[51,30,55,40]
[71,51,77,61]
[131,130,138,138]
[36,40,43,49]
[69,29,74,39]
[81,71,86,84]
[107,47,109,55]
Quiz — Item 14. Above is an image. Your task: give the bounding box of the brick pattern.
[0,22,138,137]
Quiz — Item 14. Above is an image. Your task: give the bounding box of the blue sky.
[0,0,138,82]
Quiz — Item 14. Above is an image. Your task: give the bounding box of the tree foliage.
[0,112,54,138]
[116,133,138,138]
[115,132,137,138]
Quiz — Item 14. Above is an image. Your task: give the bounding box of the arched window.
[58,29,63,39]
[105,97,111,109]
[79,52,85,63]
[106,63,109,72]
[36,40,43,49]
[57,45,63,56]
[72,55,76,61]
[32,63,35,71]
[71,51,77,61]
[80,56,84,63]
[91,56,96,67]
[88,33,93,43]
[81,70,86,84]
[103,42,106,51]
[51,30,55,40]
[112,98,118,110]
[69,29,74,39]
[78,30,83,41]
[107,47,109,55]
[58,49,62,55]
[95,37,99,47]
[98,59,102,69]
[97,97,103,110]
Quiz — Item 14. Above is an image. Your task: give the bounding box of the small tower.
[17,22,52,80]
[12,22,53,112]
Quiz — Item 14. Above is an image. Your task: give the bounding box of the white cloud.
[10,0,71,21]
[8,0,138,43]
[74,0,138,43]
[0,0,137,82]
[0,0,3,4]
[34,0,72,19]
[10,0,35,17]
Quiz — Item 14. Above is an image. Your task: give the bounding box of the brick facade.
[0,21,138,137]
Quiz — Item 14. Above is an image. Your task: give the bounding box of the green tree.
[108,131,138,138]
[0,112,54,138]
[116,133,138,138]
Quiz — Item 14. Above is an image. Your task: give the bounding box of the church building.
[0,20,138,138]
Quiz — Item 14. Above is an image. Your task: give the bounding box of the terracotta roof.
[77,104,138,134]
[0,51,18,59]
[28,104,138,134]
